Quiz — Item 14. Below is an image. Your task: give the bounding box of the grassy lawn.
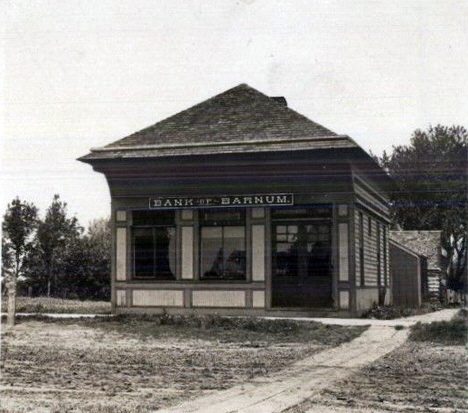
[0,315,366,413]
[0,296,111,314]
[409,308,467,345]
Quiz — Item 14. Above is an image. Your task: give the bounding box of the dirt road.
[157,309,458,413]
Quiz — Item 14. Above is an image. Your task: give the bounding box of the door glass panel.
[275,242,299,276]
[319,225,329,233]
[288,234,297,242]
[306,240,331,276]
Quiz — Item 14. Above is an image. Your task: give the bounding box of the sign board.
[149,194,293,209]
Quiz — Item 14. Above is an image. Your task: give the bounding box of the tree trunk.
[6,275,17,328]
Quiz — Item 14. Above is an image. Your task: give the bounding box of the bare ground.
[0,318,363,413]
[291,342,468,413]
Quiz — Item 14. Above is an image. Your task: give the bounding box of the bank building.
[79,84,392,316]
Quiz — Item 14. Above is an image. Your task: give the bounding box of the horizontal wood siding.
[355,208,385,288]
[354,210,361,287]
[363,216,378,286]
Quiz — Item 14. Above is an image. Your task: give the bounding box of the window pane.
[201,227,223,279]
[223,227,246,279]
[200,226,246,280]
[134,228,154,278]
[154,227,176,279]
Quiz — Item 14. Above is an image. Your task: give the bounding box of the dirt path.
[157,309,458,413]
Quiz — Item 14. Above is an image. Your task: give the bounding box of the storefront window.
[132,211,176,280]
[200,210,246,280]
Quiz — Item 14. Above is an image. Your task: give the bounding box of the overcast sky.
[2,0,467,226]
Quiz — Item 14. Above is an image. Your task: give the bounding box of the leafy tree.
[57,218,111,299]
[2,198,38,326]
[35,194,82,296]
[377,125,467,292]
[84,218,111,298]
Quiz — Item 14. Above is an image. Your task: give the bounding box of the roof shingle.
[80,84,346,161]
[389,230,443,271]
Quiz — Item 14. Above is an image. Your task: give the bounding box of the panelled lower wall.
[118,288,267,310]
[112,207,269,312]
[111,202,357,314]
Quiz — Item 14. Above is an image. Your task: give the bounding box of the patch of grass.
[29,313,367,345]
[409,309,468,345]
[361,302,445,320]
[0,296,111,314]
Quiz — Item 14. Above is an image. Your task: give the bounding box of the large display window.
[199,210,246,280]
[132,211,176,280]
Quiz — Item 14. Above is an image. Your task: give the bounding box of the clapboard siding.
[363,216,378,286]
[355,209,387,288]
[354,210,361,287]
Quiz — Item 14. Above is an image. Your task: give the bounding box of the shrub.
[361,303,443,320]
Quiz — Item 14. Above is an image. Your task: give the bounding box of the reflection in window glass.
[134,228,154,277]
[201,226,246,280]
[134,227,176,279]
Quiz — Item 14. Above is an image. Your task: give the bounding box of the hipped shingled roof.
[390,230,444,271]
[80,84,358,161]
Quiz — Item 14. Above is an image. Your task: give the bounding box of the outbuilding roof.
[389,230,443,271]
[80,84,358,161]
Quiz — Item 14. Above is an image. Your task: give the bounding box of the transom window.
[132,211,176,280]
[200,210,246,280]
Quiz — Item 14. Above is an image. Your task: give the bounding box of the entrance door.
[272,222,332,308]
